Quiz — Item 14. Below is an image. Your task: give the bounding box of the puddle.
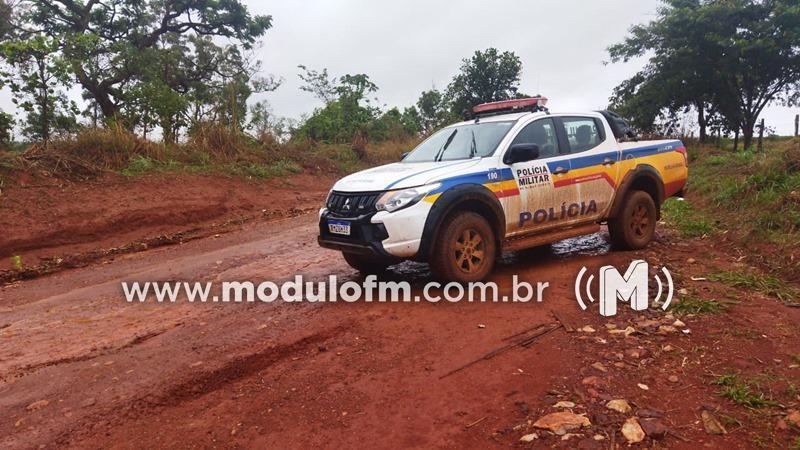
[386,261,432,282]
[382,232,610,278]
[499,231,611,266]
[551,232,611,257]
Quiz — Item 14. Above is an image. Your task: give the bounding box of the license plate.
[327,219,351,236]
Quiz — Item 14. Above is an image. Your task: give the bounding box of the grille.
[326,191,382,216]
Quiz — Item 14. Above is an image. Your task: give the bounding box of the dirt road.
[2,207,799,448]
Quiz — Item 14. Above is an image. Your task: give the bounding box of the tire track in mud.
[51,322,353,448]
[0,206,316,285]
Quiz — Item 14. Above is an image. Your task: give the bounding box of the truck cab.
[318,97,688,282]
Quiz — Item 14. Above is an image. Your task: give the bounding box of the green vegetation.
[0,8,528,180]
[791,437,800,450]
[10,255,21,270]
[786,382,798,398]
[609,0,800,148]
[713,373,778,409]
[683,138,800,278]
[121,156,300,180]
[293,48,526,148]
[671,294,729,314]
[709,270,798,302]
[660,198,715,237]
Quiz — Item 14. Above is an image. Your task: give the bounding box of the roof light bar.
[472,96,548,115]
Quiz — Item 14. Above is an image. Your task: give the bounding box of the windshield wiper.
[434,129,458,162]
[469,129,477,158]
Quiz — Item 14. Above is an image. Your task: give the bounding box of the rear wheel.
[342,253,390,275]
[430,211,496,282]
[608,190,657,250]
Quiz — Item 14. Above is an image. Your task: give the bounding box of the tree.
[713,0,800,148]
[415,89,447,133]
[13,0,272,120]
[0,0,11,40]
[249,100,293,143]
[609,0,800,148]
[0,110,13,148]
[400,106,422,135]
[0,35,77,143]
[445,48,522,116]
[293,67,381,145]
[297,65,338,103]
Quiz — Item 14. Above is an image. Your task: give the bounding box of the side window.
[561,117,604,153]
[510,118,559,159]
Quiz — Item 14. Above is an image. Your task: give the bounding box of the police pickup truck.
[318,97,688,282]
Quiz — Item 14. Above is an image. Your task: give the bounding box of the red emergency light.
[472,96,548,115]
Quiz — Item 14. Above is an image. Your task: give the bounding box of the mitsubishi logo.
[342,198,351,210]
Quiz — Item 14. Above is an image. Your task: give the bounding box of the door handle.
[553,166,569,175]
[602,157,616,165]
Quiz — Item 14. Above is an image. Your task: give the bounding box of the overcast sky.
[247,0,797,135]
[1,0,797,135]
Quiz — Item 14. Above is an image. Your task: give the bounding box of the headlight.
[376,183,441,213]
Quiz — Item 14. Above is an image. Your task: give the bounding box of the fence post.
[757,118,764,152]
[795,114,798,137]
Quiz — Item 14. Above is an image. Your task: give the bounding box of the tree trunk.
[697,103,707,143]
[97,94,118,119]
[733,129,739,152]
[742,121,755,150]
[37,58,50,145]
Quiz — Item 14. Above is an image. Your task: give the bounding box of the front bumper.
[318,210,395,258]
[318,200,430,259]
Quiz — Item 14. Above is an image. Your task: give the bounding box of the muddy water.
[551,231,611,257]
[382,231,611,278]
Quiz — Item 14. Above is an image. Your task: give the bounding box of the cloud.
[1,0,795,135]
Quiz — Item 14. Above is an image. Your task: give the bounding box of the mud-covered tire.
[342,253,390,275]
[608,190,657,250]
[429,211,496,282]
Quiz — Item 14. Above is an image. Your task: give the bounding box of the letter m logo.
[598,260,649,317]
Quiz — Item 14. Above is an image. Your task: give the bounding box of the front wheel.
[429,211,497,282]
[608,190,657,250]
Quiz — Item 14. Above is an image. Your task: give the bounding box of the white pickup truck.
[318,97,688,282]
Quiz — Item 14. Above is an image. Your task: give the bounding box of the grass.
[671,293,729,314]
[232,160,302,179]
[684,138,800,276]
[786,382,798,398]
[713,373,778,409]
[709,270,797,302]
[4,123,415,183]
[121,155,302,180]
[661,198,715,237]
[10,255,22,270]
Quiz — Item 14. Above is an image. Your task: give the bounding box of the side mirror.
[503,143,540,165]
[401,151,410,160]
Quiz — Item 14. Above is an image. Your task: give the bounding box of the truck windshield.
[403,121,515,162]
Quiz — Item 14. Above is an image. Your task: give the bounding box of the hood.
[332,159,482,192]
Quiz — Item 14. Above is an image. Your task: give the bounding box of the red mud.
[0,172,332,268]
[0,175,799,449]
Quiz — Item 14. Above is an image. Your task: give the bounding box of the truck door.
[552,115,622,225]
[501,117,573,236]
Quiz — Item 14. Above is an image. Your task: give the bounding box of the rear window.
[561,117,604,153]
